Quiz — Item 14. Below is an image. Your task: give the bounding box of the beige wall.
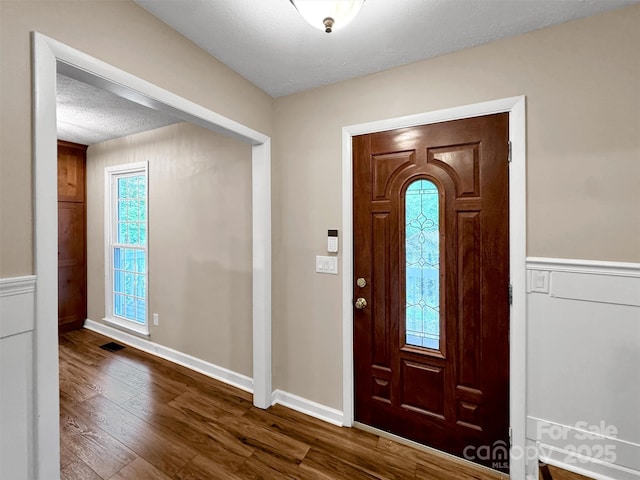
[87,122,253,376]
[1,0,638,416]
[0,0,272,277]
[271,5,640,408]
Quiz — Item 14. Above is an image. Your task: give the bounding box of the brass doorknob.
[355,297,367,310]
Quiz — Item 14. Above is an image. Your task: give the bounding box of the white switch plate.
[153,313,159,326]
[530,270,550,293]
[316,256,338,275]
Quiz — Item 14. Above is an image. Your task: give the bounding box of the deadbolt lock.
[356,277,366,288]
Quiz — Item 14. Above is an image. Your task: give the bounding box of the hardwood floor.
[541,464,595,480]
[59,328,510,480]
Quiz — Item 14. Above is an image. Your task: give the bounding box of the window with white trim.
[105,162,148,334]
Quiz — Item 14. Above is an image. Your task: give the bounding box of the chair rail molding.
[0,275,37,338]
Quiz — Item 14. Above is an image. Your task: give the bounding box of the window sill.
[102,317,150,337]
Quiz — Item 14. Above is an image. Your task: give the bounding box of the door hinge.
[509,426,513,448]
[509,284,513,306]
[508,141,512,163]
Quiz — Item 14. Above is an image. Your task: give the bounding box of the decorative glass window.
[405,179,440,349]
[105,162,148,334]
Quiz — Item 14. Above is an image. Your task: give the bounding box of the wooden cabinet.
[58,140,87,333]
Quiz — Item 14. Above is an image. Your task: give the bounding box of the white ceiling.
[135,0,638,98]
[56,73,180,145]
[57,0,637,144]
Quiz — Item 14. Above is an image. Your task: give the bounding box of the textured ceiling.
[57,0,637,144]
[135,0,638,98]
[56,74,180,146]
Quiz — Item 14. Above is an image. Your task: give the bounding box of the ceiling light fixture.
[290,0,366,33]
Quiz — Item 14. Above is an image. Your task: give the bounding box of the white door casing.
[32,32,272,479]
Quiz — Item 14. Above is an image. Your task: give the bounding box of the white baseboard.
[84,320,346,428]
[84,319,254,394]
[271,389,344,427]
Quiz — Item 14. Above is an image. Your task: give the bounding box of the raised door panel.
[57,201,86,331]
[58,203,85,266]
[58,141,87,203]
[58,264,86,328]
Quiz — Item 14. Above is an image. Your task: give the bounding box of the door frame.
[341,96,526,479]
[32,32,272,479]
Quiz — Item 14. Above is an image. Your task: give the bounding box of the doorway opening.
[33,32,272,479]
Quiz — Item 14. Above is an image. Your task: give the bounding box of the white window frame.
[103,161,149,336]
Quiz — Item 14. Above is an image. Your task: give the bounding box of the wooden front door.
[353,114,510,472]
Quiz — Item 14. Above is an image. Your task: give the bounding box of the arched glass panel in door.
[405,179,440,350]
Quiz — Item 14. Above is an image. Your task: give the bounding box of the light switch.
[530,270,549,293]
[316,256,338,275]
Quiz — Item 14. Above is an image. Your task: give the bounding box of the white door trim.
[341,96,527,479]
[32,32,272,479]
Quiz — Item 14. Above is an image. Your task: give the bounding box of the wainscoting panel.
[526,258,640,480]
[0,275,36,480]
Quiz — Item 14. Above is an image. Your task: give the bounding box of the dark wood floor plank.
[170,392,310,462]
[546,464,595,480]
[311,442,417,480]
[75,394,197,478]
[59,356,141,406]
[60,439,80,470]
[173,454,246,480]
[62,334,184,403]
[414,458,510,480]
[300,448,383,480]
[378,437,507,480]
[239,449,324,480]
[60,404,137,479]
[59,329,513,480]
[77,331,253,404]
[59,377,98,407]
[234,454,300,480]
[97,358,182,404]
[122,392,253,470]
[242,404,379,452]
[177,384,253,418]
[245,408,414,480]
[60,335,117,368]
[65,327,106,346]
[60,459,103,480]
[110,457,173,480]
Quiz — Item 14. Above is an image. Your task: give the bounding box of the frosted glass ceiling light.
[290,0,366,33]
